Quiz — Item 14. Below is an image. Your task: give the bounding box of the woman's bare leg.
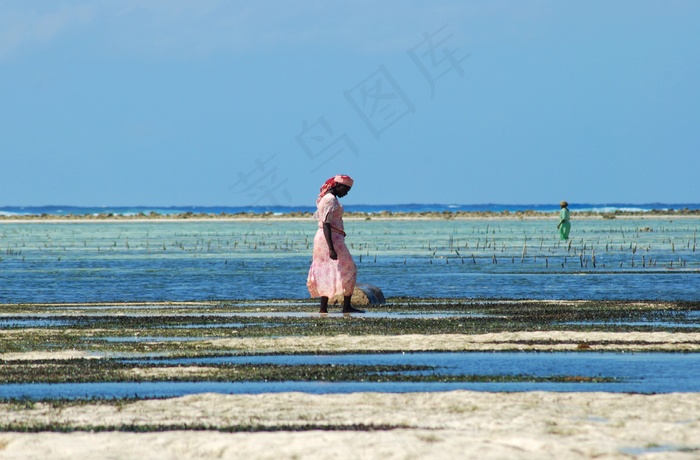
[320,296,329,314]
[342,295,365,313]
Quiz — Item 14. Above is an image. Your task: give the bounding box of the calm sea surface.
[2,202,700,217]
[1,216,699,303]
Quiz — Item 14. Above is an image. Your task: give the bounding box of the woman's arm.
[323,222,337,260]
[557,209,569,228]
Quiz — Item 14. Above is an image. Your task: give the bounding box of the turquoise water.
[1,218,699,303]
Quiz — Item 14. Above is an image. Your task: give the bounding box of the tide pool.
[2,352,699,399]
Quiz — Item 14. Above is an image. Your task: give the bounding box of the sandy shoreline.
[1,391,698,459]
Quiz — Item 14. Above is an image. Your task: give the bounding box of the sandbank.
[0,391,698,459]
[2,331,700,362]
[203,331,700,354]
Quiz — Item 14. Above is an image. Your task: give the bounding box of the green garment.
[558,208,571,240]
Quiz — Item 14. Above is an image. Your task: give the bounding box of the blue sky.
[1,1,698,207]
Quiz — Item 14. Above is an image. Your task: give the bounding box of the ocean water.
[1,213,699,303]
[1,202,699,217]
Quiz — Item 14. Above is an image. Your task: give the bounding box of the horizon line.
[2,202,700,209]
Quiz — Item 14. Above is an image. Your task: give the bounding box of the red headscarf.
[317,175,354,204]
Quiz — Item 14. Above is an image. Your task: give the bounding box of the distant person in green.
[557,201,571,240]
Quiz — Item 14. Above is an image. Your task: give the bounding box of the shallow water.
[2,352,698,400]
[0,318,73,328]
[1,218,699,303]
[140,351,700,390]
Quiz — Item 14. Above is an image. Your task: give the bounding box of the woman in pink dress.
[307,175,364,314]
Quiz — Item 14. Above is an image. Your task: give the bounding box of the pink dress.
[307,193,357,298]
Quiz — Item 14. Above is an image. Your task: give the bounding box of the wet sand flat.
[0,391,698,459]
[1,327,700,459]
